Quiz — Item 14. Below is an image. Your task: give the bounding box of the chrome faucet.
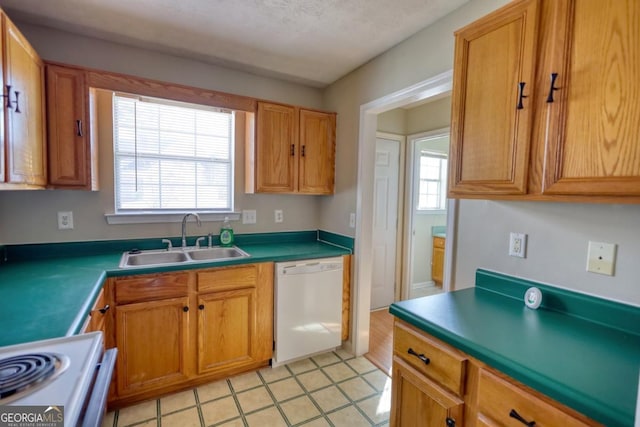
[181,213,201,249]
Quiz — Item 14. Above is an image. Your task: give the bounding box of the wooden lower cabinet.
[115,297,190,395]
[431,237,445,286]
[196,263,273,375]
[391,320,601,427]
[391,356,464,427]
[107,262,274,407]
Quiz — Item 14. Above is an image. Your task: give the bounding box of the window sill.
[415,209,447,215]
[105,212,241,225]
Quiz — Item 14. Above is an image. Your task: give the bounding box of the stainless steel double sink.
[119,246,250,268]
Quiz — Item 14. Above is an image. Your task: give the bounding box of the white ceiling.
[0,0,467,87]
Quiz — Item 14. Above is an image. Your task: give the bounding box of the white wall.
[320,0,640,306]
[406,97,451,135]
[454,200,640,305]
[0,23,324,244]
[321,0,510,237]
[377,109,406,134]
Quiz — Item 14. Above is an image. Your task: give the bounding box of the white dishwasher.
[273,257,344,367]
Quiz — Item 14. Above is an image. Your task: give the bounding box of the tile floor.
[103,349,392,427]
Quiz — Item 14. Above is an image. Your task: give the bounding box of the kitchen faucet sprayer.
[181,212,202,248]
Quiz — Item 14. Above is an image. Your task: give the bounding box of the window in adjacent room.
[417,151,447,211]
[113,93,234,213]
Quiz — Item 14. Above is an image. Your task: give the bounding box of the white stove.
[0,332,116,427]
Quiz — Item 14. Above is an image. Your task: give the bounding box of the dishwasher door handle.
[282,262,342,275]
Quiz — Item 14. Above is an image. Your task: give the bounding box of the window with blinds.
[113,93,234,212]
[417,152,448,210]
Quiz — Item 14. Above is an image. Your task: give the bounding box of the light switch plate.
[587,241,616,276]
[242,209,256,224]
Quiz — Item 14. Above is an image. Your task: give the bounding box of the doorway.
[370,136,402,310]
[405,129,449,300]
[351,70,456,356]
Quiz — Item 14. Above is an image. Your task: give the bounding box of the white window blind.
[417,151,448,210]
[113,93,234,212]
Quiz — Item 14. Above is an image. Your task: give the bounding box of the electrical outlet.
[242,209,257,224]
[57,211,74,230]
[274,209,283,223]
[509,232,527,258]
[586,241,616,276]
[349,213,356,228]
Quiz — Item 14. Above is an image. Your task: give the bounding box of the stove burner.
[0,352,69,403]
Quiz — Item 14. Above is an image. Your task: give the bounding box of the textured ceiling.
[0,0,467,87]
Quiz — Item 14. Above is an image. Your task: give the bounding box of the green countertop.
[390,270,640,427]
[0,233,351,348]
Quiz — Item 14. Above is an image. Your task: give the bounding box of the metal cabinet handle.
[198,304,205,310]
[517,82,528,110]
[510,409,536,426]
[2,85,20,112]
[290,144,295,156]
[98,304,110,314]
[76,119,83,137]
[445,417,456,427]
[183,306,189,312]
[407,347,430,365]
[301,145,306,157]
[546,72,560,103]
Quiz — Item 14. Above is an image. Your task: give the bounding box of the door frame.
[375,132,406,305]
[402,127,450,301]
[351,70,455,356]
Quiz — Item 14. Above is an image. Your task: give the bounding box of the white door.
[371,138,400,309]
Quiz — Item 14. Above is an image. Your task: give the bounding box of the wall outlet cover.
[509,232,527,258]
[57,211,74,230]
[274,210,283,223]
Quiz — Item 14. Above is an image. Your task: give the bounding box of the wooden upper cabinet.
[46,64,98,190]
[449,0,540,196]
[540,0,640,196]
[451,0,640,201]
[248,101,336,194]
[254,102,297,193]
[299,109,335,194]
[0,13,46,188]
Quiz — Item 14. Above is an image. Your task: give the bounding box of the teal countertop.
[390,269,640,427]
[0,231,351,348]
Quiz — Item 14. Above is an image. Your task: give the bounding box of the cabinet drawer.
[433,236,445,249]
[393,321,467,396]
[197,265,257,293]
[477,369,596,427]
[114,273,189,304]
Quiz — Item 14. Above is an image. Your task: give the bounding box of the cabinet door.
[431,238,445,286]
[85,288,108,334]
[46,64,96,189]
[2,15,46,186]
[255,102,297,192]
[298,109,335,194]
[542,0,640,196]
[449,0,539,196]
[197,263,273,374]
[391,357,464,427]
[115,297,190,396]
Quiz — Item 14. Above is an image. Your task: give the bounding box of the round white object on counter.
[524,287,542,309]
